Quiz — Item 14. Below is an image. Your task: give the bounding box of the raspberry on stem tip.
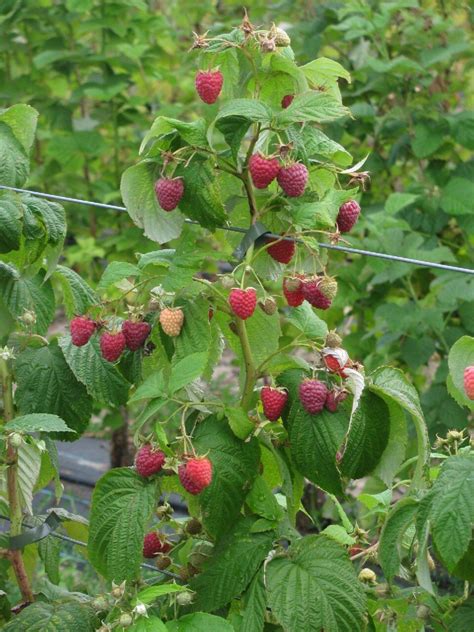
[70,315,97,346]
[261,386,288,421]
[159,307,184,337]
[277,162,308,197]
[228,287,257,320]
[155,177,184,212]
[464,366,474,400]
[122,320,151,351]
[265,235,295,264]
[179,457,212,495]
[100,331,126,362]
[195,69,223,104]
[135,444,166,477]
[337,200,361,233]
[299,379,329,415]
[249,153,280,189]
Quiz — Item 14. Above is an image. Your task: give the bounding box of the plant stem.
[235,318,256,411]
[0,360,34,603]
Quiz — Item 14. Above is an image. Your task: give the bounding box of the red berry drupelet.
[195,70,223,104]
[283,275,305,307]
[464,366,474,400]
[261,386,288,421]
[299,379,329,414]
[337,200,361,233]
[70,316,96,346]
[281,94,294,109]
[229,288,257,320]
[100,331,126,362]
[266,235,295,264]
[143,532,171,558]
[249,153,280,189]
[325,389,348,413]
[155,177,184,212]
[179,457,212,495]
[302,277,332,310]
[135,444,166,477]
[122,320,151,351]
[277,163,308,197]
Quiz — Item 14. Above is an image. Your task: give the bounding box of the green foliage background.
[1,0,473,439]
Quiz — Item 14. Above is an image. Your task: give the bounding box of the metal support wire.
[1,184,473,276]
[0,514,182,581]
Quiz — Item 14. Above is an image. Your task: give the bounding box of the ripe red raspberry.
[281,94,294,109]
[135,444,166,477]
[122,320,151,351]
[159,308,184,337]
[228,288,257,320]
[299,379,329,414]
[283,275,305,307]
[265,235,295,264]
[249,153,280,189]
[179,457,212,495]
[155,177,184,212]
[261,386,288,421]
[302,278,332,309]
[195,70,223,104]
[464,366,474,400]
[143,532,171,558]
[70,316,96,346]
[337,200,361,233]
[325,389,348,413]
[99,331,126,362]
[277,163,308,197]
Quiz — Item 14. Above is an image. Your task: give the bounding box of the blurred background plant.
[1,0,472,440]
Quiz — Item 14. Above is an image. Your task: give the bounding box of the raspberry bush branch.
[0,355,34,604]
[1,13,473,631]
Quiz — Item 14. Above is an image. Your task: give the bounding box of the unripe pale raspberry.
[272,26,291,47]
[464,366,474,400]
[325,330,342,348]
[122,320,151,351]
[318,276,338,300]
[337,200,361,233]
[179,457,212,495]
[155,177,184,212]
[249,153,280,189]
[228,288,257,320]
[299,379,329,414]
[100,331,126,362]
[70,316,96,346]
[277,163,308,197]
[265,235,295,264]
[119,614,133,628]
[185,517,202,535]
[259,297,277,315]
[261,386,288,421]
[195,70,223,104]
[281,94,294,109]
[135,444,165,477]
[159,308,184,336]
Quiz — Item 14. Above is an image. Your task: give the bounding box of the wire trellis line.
[0,514,181,581]
[1,184,473,276]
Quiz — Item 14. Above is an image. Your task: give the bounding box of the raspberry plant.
[0,15,473,632]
